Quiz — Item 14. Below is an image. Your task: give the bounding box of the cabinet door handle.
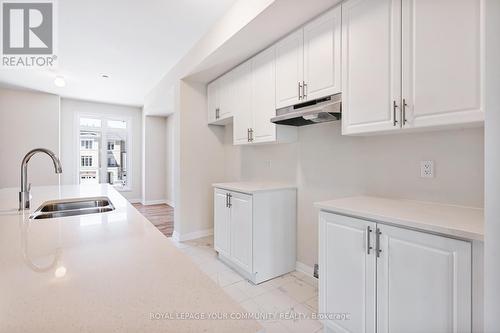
[366,226,373,255]
[216,108,220,119]
[375,228,382,257]
[303,81,307,100]
[402,98,408,125]
[227,193,232,208]
[225,193,229,208]
[392,101,399,127]
[250,128,254,142]
[298,82,303,100]
[247,128,250,142]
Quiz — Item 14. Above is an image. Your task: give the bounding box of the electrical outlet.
[420,160,434,178]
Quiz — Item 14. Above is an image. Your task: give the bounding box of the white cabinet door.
[233,61,253,145]
[303,6,341,101]
[252,46,277,144]
[402,0,484,129]
[341,0,402,135]
[229,191,253,273]
[319,212,376,333]
[275,29,304,109]
[207,80,218,123]
[377,224,471,333]
[214,189,230,257]
[219,72,233,119]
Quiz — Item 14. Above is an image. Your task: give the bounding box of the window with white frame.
[78,115,131,189]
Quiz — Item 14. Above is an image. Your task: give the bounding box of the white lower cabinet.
[214,189,231,256]
[213,186,297,284]
[377,224,472,333]
[319,213,377,333]
[319,211,472,333]
[228,191,253,273]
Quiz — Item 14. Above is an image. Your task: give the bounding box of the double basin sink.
[30,197,115,220]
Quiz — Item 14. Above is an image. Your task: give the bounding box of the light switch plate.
[420,160,434,178]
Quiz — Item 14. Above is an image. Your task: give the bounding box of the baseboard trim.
[296,261,316,277]
[165,199,174,208]
[172,228,213,242]
[128,198,142,204]
[141,199,167,206]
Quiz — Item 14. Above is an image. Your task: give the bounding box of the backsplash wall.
[223,122,484,267]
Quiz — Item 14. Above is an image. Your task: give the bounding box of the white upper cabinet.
[276,6,342,109]
[275,30,304,109]
[207,80,218,124]
[303,6,342,101]
[233,46,297,146]
[401,0,484,129]
[210,1,484,136]
[341,0,402,135]
[234,48,277,145]
[252,46,277,144]
[342,0,484,135]
[233,61,253,145]
[219,71,234,119]
[207,72,233,125]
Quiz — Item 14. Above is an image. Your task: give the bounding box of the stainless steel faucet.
[19,148,62,211]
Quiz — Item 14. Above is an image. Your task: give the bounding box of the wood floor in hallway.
[132,203,174,237]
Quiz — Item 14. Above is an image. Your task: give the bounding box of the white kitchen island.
[0,184,261,333]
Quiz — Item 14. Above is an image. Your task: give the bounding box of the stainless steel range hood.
[271,93,341,126]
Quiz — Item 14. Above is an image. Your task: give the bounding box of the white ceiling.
[0,0,236,106]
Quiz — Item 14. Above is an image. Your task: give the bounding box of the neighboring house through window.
[78,116,131,189]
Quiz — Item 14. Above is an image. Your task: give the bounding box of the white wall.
[484,0,500,330]
[142,115,167,204]
[165,115,175,206]
[60,98,142,201]
[0,88,60,189]
[224,123,484,267]
[176,80,226,238]
[144,0,275,115]
[361,128,484,206]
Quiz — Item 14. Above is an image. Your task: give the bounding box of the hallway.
[132,203,174,237]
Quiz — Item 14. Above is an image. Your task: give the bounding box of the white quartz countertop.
[315,196,484,241]
[0,184,261,333]
[213,181,296,194]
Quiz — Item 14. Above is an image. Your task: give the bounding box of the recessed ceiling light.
[54,76,66,87]
[100,73,110,79]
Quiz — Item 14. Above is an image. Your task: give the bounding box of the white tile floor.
[170,236,323,333]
